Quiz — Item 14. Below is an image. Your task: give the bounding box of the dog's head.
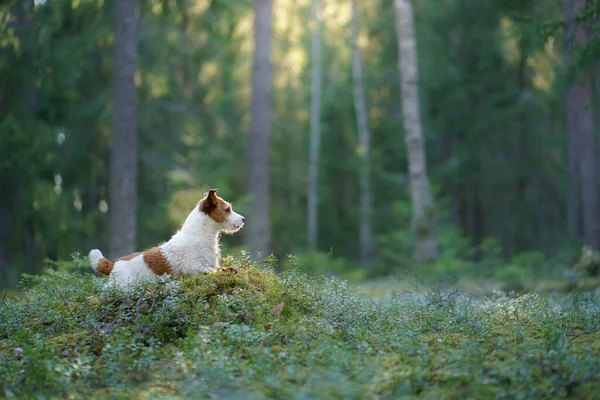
[198,189,245,233]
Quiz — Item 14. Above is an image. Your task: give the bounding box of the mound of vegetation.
[1,255,600,399]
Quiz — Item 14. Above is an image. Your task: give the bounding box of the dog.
[89,189,245,290]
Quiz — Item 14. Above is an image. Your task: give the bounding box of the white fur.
[109,254,156,289]
[89,202,245,291]
[161,207,244,276]
[89,249,104,269]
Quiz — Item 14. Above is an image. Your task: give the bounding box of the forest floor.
[1,255,600,399]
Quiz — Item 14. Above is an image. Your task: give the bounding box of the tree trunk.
[307,0,322,250]
[565,85,582,237]
[1,0,36,285]
[563,0,582,239]
[109,0,139,259]
[351,0,374,266]
[570,0,600,250]
[0,211,13,286]
[246,0,273,258]
[176,0,192,101]
[576,75,600,250]
[394,0,439,264]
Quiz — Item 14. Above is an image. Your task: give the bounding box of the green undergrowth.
[1,255,600,399]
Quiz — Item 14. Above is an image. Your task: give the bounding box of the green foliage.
[281,252,354,278]
[0,0,594,285]
[2,256,600,398]
[494,264,530,291]
[575,246,600,277]
[491,251,545,291]
[376,198,507,281]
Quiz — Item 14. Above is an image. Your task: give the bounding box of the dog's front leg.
[185,263,218,275]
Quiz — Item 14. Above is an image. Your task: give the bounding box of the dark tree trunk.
[577,76,600,249]
[245,0,273,258]
[1,0,36,284]
[466,177,482,250]
[573,0,600,250]
[109,0,139,259]
[565,83,582,237]
[0,211,14,286]
[24,221,35,275]
[563,0,583,239]
[1,3,19,282]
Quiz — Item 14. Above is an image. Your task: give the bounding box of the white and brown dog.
[89,189,245,290]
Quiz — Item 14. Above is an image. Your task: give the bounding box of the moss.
[181,265,282,302]
[577,277,600,291]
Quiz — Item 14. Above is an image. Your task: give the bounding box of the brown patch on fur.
[96,258,114,276]
[199,188,231,224]
[143,247,172,276]
[115,252,143,262]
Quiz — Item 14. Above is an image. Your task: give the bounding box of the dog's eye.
[225,207,231,213]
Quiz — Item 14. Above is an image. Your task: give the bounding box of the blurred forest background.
[2,0,600,288]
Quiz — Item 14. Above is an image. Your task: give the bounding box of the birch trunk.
[109,0,139,259]
[246,0,273,258]
[394,0,439,263]
[351,0,373,266]
[307,0,323,249]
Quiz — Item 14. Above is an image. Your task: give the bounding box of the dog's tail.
[89,249,113,276]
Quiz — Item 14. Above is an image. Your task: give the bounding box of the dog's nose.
[242,217,246,223]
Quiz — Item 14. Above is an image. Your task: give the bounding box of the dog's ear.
[199,189,218,214]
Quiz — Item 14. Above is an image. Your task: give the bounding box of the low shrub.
[281,251,363,280]
[494,264,529,291]
[1,254,600,399]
